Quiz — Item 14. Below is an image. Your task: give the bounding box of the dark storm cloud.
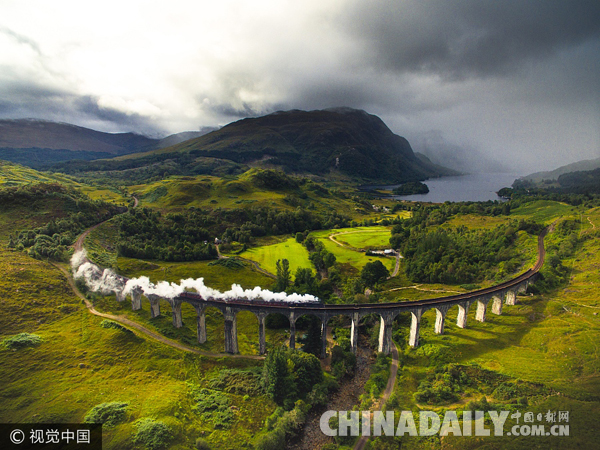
[339,0,600,79]
[0,1,598,171]
[73,96,166,136]
[0,80,163,135]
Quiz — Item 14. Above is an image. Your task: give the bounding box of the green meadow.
[332,226,393,250]
[238,237,312,276]
[510,199,577,224]
[311,227,397,273]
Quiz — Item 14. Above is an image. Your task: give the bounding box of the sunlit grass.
[238,237,312,276]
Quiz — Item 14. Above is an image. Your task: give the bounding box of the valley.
[1,112,599,449]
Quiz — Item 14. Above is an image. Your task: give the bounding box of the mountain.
[133,107,454,183]
[0,119,214,168]
[519,157,600,182]
[156,127,219,149]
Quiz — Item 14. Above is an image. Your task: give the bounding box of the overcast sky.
[1,0,598,172]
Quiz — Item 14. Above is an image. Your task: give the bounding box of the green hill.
[519,156,600,182]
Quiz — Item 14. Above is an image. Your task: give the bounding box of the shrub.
[133,418,173,450]
[100,320,132,333]
[2,333,42,350]
[208,368,263,395]
[84,402,128,427]
[254,427,285,450]
[194,389,234,428]
[195,437,211,450]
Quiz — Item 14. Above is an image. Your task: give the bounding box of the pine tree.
[274,259,291,292]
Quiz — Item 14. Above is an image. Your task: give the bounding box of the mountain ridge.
[145,108,455,182]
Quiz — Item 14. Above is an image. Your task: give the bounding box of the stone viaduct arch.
[112,230,545,357]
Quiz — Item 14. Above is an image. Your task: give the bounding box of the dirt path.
[384,284,463,294]
[328,231,366,251]
[73,195,137,253]
[588,216,596,230]
[236,256,277,279]
[353,343,399,450]
[53,262,264,360]
[289,340,374,450]
[391,254,401,277]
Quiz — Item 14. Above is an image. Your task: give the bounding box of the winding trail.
[328,230,367,252]
[353,343,400,450]
[236,256,277,279]
[588,216,596,230]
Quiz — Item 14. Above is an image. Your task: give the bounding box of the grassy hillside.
[0,195,278,449]
[0,160,129,204]
[125,170,387,221]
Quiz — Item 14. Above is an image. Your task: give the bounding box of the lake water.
[365,173,522,203]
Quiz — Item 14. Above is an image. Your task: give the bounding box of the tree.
[289,350,323,393]
[263,347,294,405]
[323,252,336,268]
[360,260,390,288]
[274,259,291,292]
[293,268,319,295]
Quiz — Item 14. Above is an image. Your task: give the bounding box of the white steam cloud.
[71,250,319,303]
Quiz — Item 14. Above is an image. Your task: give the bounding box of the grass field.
[3,172,600,449]
[238,236,312,276]
[0,160,76,186]
[333,226,394,250]
[311,226,397,273]
[443,213,511,230]
[511,199,578,224]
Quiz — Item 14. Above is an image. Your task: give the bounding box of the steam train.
[177,291,324,307]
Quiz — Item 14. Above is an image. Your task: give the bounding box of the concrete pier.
[378,313,394,354]
[350,313,359,354]
[147,294,161,318]
[171,299,183,328]
[224,307,238,354]
[492,295,503,315]
[434,306,449,334]
[194,305,206,344]
[505,290,517,306]
[409,309,422,348]
[321,321,328,358]
[476,299,487,322]
[457,302,469,328]
[131,288,142,311]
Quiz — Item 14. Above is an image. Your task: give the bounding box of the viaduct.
[112,229,547,358]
